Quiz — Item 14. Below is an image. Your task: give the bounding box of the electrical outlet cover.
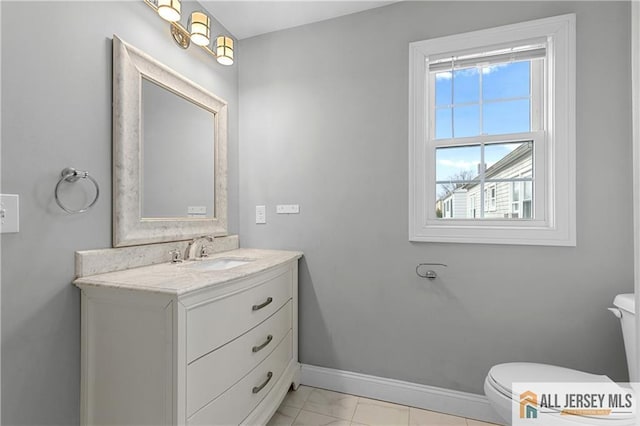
[0,194,19,233]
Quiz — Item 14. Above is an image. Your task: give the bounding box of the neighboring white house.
[440,188,468,218]
[437,142,533,219]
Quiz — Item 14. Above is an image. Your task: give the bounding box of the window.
[469,195,477,218]
[409,14,576,245]
[444,198,452,218]
[484,184,497,213]
[511,171,533,219]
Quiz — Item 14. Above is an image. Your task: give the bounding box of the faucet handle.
[169,249,183,263]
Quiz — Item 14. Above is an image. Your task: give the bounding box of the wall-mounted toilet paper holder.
[416,263,448,280]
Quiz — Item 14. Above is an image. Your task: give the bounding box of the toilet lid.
[489,362,613,397]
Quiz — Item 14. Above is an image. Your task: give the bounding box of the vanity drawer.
[186,301,292,416]
[186,269,292,362]
[187,330,293,426]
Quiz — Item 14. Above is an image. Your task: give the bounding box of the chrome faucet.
[187,235,214,260]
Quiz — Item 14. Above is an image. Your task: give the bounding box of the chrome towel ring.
[55,167,100,214]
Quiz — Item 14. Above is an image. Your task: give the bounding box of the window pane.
[524,180,532,200]
[512,182,520,202]
[453,67,479,104]
[484,141,533,178]
[483,99,530,135]
[482,61,530,100]
[483,142,534,220]
[435,145,480,182]
[435,72,452,106]
[435,108,452,139]
[453,105,480,137]
[436,145,480,219]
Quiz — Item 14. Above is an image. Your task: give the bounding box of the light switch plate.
[276,204,300,214]
[187,206,207,217]
[256,205,266,224]
[0,194,19,233]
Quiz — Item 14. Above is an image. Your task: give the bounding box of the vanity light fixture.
[215,36,234,66]
[143,0,234,66]
[189,11,211,47]
[157,0,181,22]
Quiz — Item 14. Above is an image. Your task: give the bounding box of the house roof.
[483,141,533,179]
[461,141,533,189]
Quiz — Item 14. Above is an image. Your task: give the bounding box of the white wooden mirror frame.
[112,35,228,247]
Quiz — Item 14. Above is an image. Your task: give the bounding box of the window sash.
[428,59,543,140]
[426,131,546,223]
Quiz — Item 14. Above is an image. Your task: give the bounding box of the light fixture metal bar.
[142,0,223,61]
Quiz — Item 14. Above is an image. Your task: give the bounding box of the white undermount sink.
[183,258,253,271]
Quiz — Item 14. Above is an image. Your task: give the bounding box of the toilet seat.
[485,363,636,425]
[489,363,614,398]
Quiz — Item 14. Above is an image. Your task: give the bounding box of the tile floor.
[267,386,501,426]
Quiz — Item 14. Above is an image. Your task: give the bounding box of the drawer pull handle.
[252,335,273,353]
[252,297,273,311]
[252,371,273,394]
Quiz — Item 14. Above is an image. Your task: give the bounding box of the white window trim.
[408,14,576,246]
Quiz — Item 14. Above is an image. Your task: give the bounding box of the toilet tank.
[613,294,636,381]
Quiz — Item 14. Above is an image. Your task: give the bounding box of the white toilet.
[484,294,637,425]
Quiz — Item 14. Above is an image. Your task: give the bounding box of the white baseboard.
[300,364,504,425]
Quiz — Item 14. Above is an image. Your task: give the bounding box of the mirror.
[113,35,228,247]
[141,78,215,219]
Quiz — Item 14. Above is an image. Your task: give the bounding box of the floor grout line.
[350,397,360,423]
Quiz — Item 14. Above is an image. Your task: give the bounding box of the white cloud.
[435,71,452,80]
[438,159,477,170]
[436,64,506,80]
[456,68,478,77]
[482,63,508,75]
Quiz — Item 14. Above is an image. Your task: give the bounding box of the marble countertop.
[74,248,303,296]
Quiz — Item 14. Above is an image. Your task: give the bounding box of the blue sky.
[434,61,531,182]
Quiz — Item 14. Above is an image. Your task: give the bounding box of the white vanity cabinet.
[75,249,301,426]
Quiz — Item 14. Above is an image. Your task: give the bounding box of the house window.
[469,195,477,218]
[511,172,533,219]
[511,181,521,218]
[484,184,497,213]
[408,14,576,246]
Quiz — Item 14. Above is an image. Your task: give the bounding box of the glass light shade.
[189,12,210,47]
[157,0,181,22]
[215,36,234,66]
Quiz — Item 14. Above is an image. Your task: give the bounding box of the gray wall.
[239,1,633,394]
[0,2,238,424]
